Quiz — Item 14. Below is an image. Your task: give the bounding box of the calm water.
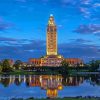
[0,74,100,100]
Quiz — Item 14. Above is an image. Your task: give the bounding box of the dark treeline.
[0,59,100,74]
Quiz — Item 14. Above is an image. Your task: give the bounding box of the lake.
[0,74,100,100]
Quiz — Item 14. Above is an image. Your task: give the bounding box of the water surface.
[0,74,100,100]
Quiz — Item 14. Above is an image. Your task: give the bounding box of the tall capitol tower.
[29,14,83,67]
[46,14,57,56]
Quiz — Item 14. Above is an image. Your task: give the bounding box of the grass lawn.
[11,97,100,100]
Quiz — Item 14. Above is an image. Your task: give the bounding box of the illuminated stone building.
[29,58,41,66]
[65,58,83,67]
[41,55,64,67]
[47,14,57,55]
[29,15,83,67]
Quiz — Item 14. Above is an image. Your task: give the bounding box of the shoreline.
[0,70,100,75]
[10,97,100,100]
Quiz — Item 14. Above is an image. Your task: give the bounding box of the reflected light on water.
[0,74,100,99]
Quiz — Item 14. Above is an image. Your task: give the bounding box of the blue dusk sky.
[0,0,100,62]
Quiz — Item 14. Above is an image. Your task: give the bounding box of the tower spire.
[50,14,53,17]
[48,14,55,26]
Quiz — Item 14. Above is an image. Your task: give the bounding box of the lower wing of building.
[28,55,84,67]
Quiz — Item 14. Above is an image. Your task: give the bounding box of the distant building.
[41,55,63,67]
[29,58,41,67]
[65,58,83,67]
[29,15,83,67]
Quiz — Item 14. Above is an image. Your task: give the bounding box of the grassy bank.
[0,70,35,75]
[0,70,60,75]
[10,97,100,100]
[0,70,99,76]
[0,66,99,75]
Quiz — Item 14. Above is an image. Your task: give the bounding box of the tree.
[89,60,100,71]
[61,60,69,67]
[89,60,95,67]
[0,62,2,72]
[61,60,69,72]
[95,60,100,67]
[2,59,12,72]
[13,60,22,70]
[0,66,2,72]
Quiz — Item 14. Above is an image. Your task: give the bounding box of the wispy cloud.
[0,36,99,61]
[59,42,100,61]
[0,17,15,32]
[15,0,27,3]
[70,38,92,44]
[0,37,46,60]
[80,0,91,5]
[61,0,99,20]
[74,24,100,36]
[0,17,3,22]
[79,7,91,18]
[93,3,100,7]
[0,23,14,31]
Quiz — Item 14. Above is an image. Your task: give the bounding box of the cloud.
[61,0,100,20]
[0,23,12,31]
[61,0,75,5]
[70,38,92,44]
[93,3,100,7]
[0,37,31,46]
[0,37,17,42]
[0,37,45,46]
[0,36,99,62]
[0,16,17,32]
[0,37,46,61]
[20,40,46,51]
[0,0,99,21]
[74,24,100,36]
[80,0,91,5]
[42,0,49,3]
[0,17,3,22]
[58,42,100,62]
[15,0,27,3]
[79,7,91,18]
[0,21,14,32]
[58,24,63,28]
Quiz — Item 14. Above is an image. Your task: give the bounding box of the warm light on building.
[29,15,84,67]
[47,14,57,56]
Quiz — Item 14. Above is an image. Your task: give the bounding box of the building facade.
[29,15,83,67]
[29,58,41,67]
[65,58,83,67]
[41,55,64,67]
[47,14,57,56]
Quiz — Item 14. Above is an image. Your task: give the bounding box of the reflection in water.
[0,74,100,98]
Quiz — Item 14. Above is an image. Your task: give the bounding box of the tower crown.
[48,14,55,26]
[50,14,53,17]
